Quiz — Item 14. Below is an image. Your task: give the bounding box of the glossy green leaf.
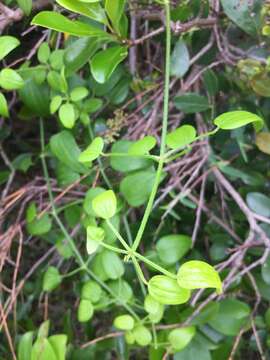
[128,136,156,155]
[148,275,191,305]
[168,327,196,352]
[56,0,107,24]
[221,0,262,36]
[18,332,34,360]
[101,250,124,280]
[31,338,57,360]
[170,39,190,78]
[113,315,135,330]
[209,298,250,336]
[0,36,20,60]
[50,95,62,114]
[17,0,32,15]
[144,295,164,323]
[166,125,196,150]
[43,266,62,292]
[213,111,264,131]
[105,0,126,35]
[177,260,222,293]
[70,86,89,102]
[92,190,117,219]
[156,234,192,265]
[48,335,67,360]
[0,69,24,90]
[0,93,9,117]
[79,137,104,163]
[37,42,50,63]
[133,326,152,346]
[78,299,94,322]
[50,131,87,173]
[174,93,209,113]
[110,140,152,172]
[90,46,128,84]
[31,11,112,39]
[58,103,76,129]
[120,169,157,207]
[86,225,104,254]
[83,187,105,216]
[246,192,270,217]
[81,281,102,303]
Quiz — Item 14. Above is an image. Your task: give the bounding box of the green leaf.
[31,11,112,39]
[43,266,62,292]
[166,125,196,150]
[81,281,102,303]
[261,256,270,285]
[48,335,67,360]
[26,214,52,236]
[101,250,124,280]
[77,299,94,322]
[110,140,152,173]
[213,111,264,131]
[17,0,32,15]
[90,46,128,84]
[113,315,135,330]
[83,187,105,216]
[168,327,196,352]
[59,103,76,129]
[174,93,209,113]
[18,332,34,360]
[56,0,107,24]
[0,69,24,90]
[256,132,270,155]
[173,335,211,360]
[50,131,87,173]
[209,298,250,336]
[13,153,33,173]
[47,71,67,93]
[203,69,218,96]
[177,260,222,294]
[79,137,104,163]
[70,86,89,102]
[251,73,270,97]
[133,325,152,346]
[83,98,103,113]
[156,234,192,265]
[92,190,117,219]
[120,169,157,207]
[31,338,58,360]
[170,39,190,78]
[108,279,133,303]
[0,93,9,117]
[86,225,104,254]
[50,95,62,114]
[37,43,50,63]
[105,0,126,35]
[246,192,270,217]
[144,295,164,323]
[221,0,262,36]
[148,275,191,305]
[0,36,20,60]
[128,136,156,155]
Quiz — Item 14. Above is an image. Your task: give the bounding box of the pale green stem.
[105,219,131,252]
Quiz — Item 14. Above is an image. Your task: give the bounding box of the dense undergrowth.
[1,0,270,359]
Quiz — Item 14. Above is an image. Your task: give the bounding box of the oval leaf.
[156,234,192,265]
[166,125,196,150]
[168,327,196,352]
[92,190,117,219]
[0,36,20,60]
[213,111,263,131]
[79,137,104,163]
[86,225,104,254]
[113,314,135,330]
[128,136,156,155]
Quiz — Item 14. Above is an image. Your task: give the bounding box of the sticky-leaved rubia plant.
[27,0,265,356]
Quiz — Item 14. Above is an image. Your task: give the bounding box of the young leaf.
[83,187,105,216]
[105,0,126,35]
[56,0,107,24]
[133,326,152,346]
[79,137,104,163]
[18,332,34,360]
[17,0,32,15]
[148,275,191,305]
[170,39,190,78]
[48,335,67,360]
[50,95,62,114]
[78,299,94,322]
[213,111,264,131]
[101,250,124,280]
[0,36,20,60]
[156,234,192,265]
[31,11,112,39]
[0,93,9,117]
[59,103,76,129]
[113,315,135,330]
[128,136,156,155]
[31,338,57,360]
[26,214,52,236]
[0,69,24,90]
[92,190,117,219]
[144,295,164,323]
[81,281,102,303]
[177,260,222,293]
[90,46,128,84]
[174,93,209,113]
[166,125,196,150]
[70,86,89,102]
[86,225,105,254]
[168,327,196,352]
[38,42,50,63]
[43,266,62,292]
